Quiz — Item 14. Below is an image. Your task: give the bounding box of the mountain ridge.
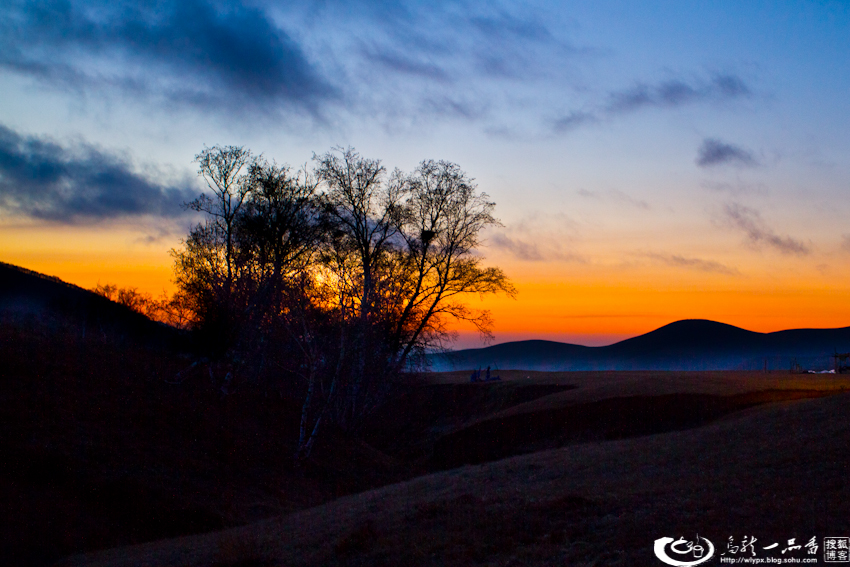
[430,319,850,371]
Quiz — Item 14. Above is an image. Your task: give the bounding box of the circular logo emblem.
[653,535,715,566]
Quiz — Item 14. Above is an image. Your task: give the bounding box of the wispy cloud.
[553,111,598,133]
[423,95,488,120]
[0,124,197,223]
[644,252,739,275]
[487,233,585,263]
[723,202,809,255]
[700,180,769,196]
[345,3,577,128]
[486,212,586,262]
[488,233,547,261]
[0,0,755,135]
[577,188,650,210]
[552,73,751,134]
[696,138,757,167]
[609,189,650,210]
[362,47,451,82]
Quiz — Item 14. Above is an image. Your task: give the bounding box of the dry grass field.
[58,370,850,567]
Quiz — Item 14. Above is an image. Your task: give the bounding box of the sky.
[1,0,850,348]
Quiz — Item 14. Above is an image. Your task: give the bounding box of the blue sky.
[2,0,849,346]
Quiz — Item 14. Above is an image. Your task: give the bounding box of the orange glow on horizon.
[5,222,850,346]
[456,276,850,346]
[0,222,179,297]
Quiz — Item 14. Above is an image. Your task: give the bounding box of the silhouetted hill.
[0,261,180,345]
[431,319,850,371]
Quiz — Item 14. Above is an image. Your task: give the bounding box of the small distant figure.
[471,366,500,382]
[220,371,235,395]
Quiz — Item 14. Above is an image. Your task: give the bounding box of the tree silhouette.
[186,145,252,296]
[171,146,514,462]
[90,283,194,329]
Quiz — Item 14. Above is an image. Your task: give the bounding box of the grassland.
[52,370,850,566]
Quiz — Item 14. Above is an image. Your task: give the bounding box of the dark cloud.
[0,0,754,134]
[713,74,750,97]
[608,81,698,112]
[696,138,757,167]
[0,0,335,114]
[607,74,750,113]
[0,125,198,223]
[723,202,809,255]
[645,252,739,275]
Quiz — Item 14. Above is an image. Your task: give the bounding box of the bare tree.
[90,283,194,329]
[240,159,320,308]
[312,147,409,428]
[187,145,253,295]
[294,150,514,456]
[313,147,406,323]
[387,159,515,373]
[91,283,118,301]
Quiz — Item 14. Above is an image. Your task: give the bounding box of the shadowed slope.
[431,388,837,468]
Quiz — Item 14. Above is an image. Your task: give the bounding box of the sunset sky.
[2,1,849,348]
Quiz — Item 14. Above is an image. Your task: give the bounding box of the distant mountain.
[0,261,180,345]
[429,319,850,371]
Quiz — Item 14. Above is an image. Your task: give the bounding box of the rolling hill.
[429,319,850,371]
[0,260,180,346]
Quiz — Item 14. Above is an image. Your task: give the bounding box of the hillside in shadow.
[0,261,181,347]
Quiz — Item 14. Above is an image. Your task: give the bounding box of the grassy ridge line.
[0,260,70,286]
[60,390,850,567]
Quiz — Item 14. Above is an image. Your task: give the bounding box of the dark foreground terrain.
[3,263,850,566]
[61,382,850,567]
